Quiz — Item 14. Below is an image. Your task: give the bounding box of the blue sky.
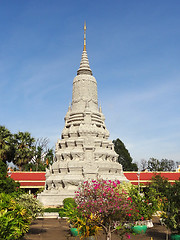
[1,0,180,167]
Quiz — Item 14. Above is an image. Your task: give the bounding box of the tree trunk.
[106,231,112,240]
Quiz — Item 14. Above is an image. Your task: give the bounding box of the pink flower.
[126,233,131,239]
[113,182,117,187]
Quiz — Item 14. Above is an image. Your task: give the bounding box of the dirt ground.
[21,216,170,240]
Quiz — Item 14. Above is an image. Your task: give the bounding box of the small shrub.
[16,194,44,219]
[59,198,77,218]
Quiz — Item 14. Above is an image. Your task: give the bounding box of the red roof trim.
[10,171,180,188]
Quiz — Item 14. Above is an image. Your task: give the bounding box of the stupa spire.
[83,21,86,51]
[77,22,92,75]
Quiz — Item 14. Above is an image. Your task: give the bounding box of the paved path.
[21,217,169,240]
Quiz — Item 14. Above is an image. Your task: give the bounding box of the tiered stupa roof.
[38,23,127,206]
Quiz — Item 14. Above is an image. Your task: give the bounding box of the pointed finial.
[68,103,71,112]
[99,105,102,113]
[77,22,92,75]
[83,21,86,51]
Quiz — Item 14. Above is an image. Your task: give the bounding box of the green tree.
[160,158,175,171]
[113,138,138,171]
[150,175,180,234]
[24,138,54,171]
[149,174,171,195]
[0,126,53,171]
[13,131,35,170]
[147,158,176,171]
[147,158,161,171]
[0,160,20,194]
[44,148,54,167]
[0,126,14,163]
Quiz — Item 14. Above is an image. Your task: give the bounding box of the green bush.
[59,198,77,218]
[16,194,44,219]
[63,198,76,208]
[128,185,161,220]
[0,193,32,240]
[44,208,60,212]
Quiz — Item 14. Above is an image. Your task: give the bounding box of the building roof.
[10,171,180,188]
[10,172,45,188]
[124,172,180,185]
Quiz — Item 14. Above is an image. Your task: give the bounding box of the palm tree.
[0,126,14,162]
[13,131,35,170]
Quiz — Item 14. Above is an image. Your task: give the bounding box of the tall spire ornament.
[77,22,92,75]
[83,21,86,51]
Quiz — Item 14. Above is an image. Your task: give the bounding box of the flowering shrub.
[75,179,137,240]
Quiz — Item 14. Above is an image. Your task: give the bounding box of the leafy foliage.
[74,213,102,239]
[30,138,54,171]
[16,194,44,219]
[128,185,161,221]
[116,181,132,195]
[59,198,77,219]
[165,181,180,234]
[149,174,171,196]
[0,126,14,163]
[0,125,54,171]
[63,198,77,209]
[59,201,80,224]
[113,138,138,171]
[0,193,32,240]
[0,160,7,179]
[0,160,20,195]
[44,207,60,212]
[148,175,180,233]
[147,158,176,171]
[13,131,35,170]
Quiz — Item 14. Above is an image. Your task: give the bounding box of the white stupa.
[38,23,127,206]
